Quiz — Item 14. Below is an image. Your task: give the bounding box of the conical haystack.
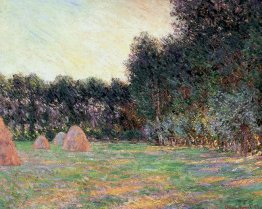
[33,135,50,150]
[53,132,66,146]
[63,126,91,152]
[0,117,21,166]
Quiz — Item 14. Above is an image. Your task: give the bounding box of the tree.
[126,32,172,145]
[47,76,79,125]
[168,0,262,154]
[25,74,47,135]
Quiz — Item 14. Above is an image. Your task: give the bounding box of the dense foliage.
[0,74,143,141]
[126,0,261,155]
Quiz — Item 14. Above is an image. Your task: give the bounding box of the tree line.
[0,74,143,141]
[125,0,261,155]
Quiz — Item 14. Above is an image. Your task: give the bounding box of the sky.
[0,0,173,81]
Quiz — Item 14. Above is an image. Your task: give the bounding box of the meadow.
[0,142,261,209]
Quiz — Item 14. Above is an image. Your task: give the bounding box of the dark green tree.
[126,32,173,145]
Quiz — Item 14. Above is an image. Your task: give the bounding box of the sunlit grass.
[0,142,261,208]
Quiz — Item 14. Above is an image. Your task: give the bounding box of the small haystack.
[0,117,21,166]
[53,132,66,146]
[62,125,91,152]
[33,135,50,150]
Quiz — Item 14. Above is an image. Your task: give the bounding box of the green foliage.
[125,32,172,121]
[120,129,142,141]
[0,74,138,141]
[125,0,262,154]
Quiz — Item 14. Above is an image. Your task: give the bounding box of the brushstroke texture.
[0,0,172,81]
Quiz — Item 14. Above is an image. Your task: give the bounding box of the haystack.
[0,117,21,166]
[62,125,91,152]
[53,132,66,146]
[33,135,50,149]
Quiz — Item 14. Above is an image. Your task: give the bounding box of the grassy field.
[0,142,261,209]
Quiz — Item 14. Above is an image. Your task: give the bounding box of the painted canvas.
[0,0,261,208]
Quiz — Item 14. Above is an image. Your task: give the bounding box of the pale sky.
[0,0,173,81]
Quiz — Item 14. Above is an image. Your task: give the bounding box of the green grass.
[0,142,261,209]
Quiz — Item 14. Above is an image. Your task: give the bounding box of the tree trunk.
[155,83,166,145]
[155,115,164,145]
[240,124,250,157]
